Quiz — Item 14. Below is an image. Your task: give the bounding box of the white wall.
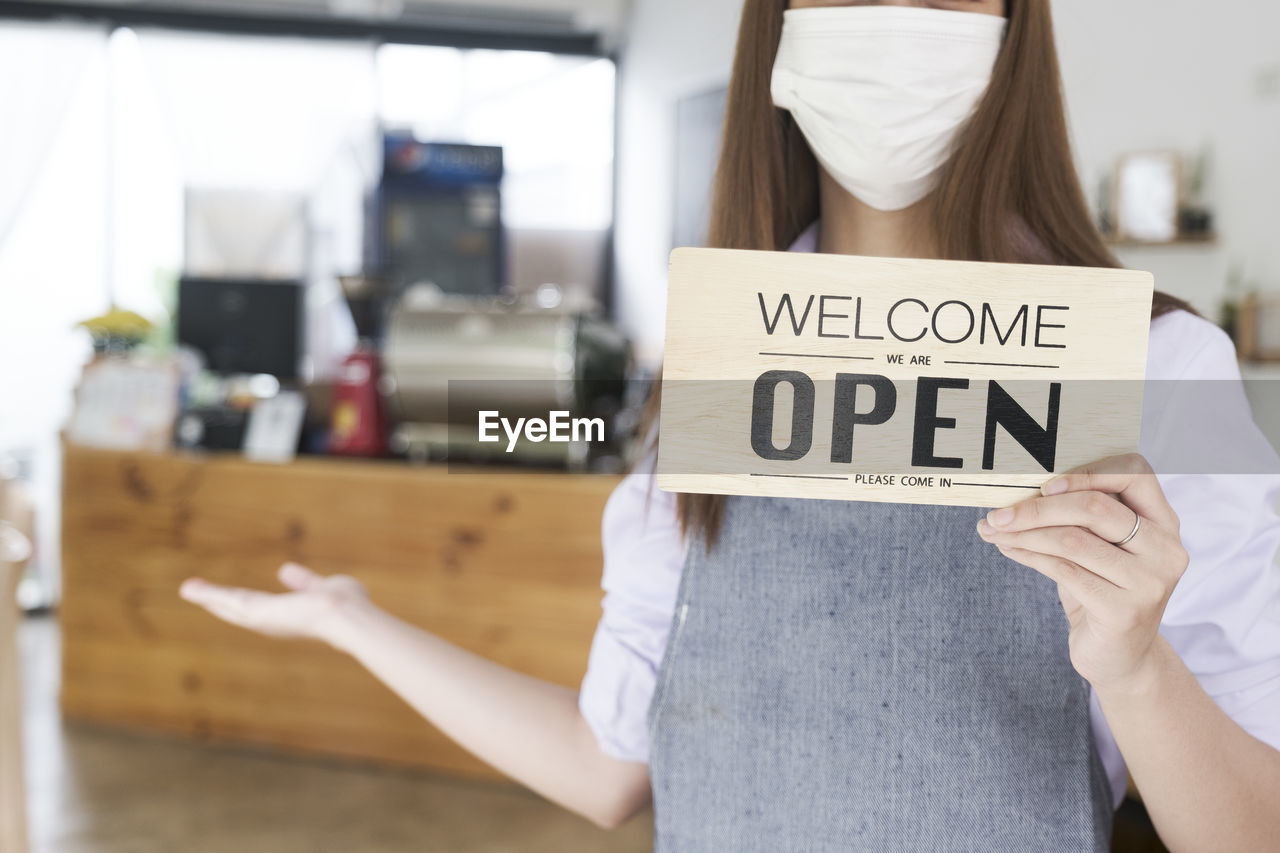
[614,0,744,366]
[615,0,1280,364]
[1052,0,1280,318]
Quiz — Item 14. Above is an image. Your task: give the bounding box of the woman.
[182,1,1280,849]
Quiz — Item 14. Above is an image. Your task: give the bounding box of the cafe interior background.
[0,0,1277,850]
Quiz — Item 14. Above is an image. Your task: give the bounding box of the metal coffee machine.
[381,287,630,468]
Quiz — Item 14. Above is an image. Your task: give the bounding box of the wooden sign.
[657,249,1154,508]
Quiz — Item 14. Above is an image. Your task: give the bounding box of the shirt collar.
[789,221,820,253]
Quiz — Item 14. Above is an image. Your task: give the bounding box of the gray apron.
[647,497,1112,852]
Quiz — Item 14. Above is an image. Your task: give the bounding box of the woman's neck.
[816,169,939,259]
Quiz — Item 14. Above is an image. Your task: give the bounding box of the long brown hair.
[662,0,1193,544]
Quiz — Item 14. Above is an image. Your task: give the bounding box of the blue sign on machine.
[382,134,504,189]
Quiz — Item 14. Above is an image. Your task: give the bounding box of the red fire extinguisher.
[330,345,389,457]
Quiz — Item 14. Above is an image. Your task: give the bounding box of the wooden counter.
[61,444,621,780]
[2,474,33,853]
[1,552,26,853]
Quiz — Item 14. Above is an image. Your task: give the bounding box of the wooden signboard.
[657,249,1154,508]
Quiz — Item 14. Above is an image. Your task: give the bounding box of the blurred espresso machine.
[380,288,628,468]
[353,132,631,469]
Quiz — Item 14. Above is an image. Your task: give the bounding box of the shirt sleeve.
[1143,312,1280,749]
[578,466,687,763]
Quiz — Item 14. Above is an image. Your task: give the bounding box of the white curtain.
[0,23,104,252]
[138,30,379,376]
[0,24,107,608]
[138,30,378,194]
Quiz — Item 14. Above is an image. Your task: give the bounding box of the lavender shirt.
[580,226,1280,806]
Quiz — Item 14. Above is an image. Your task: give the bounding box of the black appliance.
[370,134,505,306]
[177,277,304,380]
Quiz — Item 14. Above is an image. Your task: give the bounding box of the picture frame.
[1237,293,1280,363]
[243,391,308,464]
[1113,151,1183,244]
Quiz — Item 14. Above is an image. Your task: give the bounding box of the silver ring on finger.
[1111,512,1141,548]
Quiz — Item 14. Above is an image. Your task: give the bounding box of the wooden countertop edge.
[60,439,623,488]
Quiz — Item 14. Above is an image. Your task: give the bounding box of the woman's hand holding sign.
[982,453,1280,852]
[976,453,1190,694]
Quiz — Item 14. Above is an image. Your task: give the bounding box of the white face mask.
[771,6,1008,212]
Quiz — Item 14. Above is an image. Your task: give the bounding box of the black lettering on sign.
[751,371,816,461]
[912,378,969,469]
[830,374,897,464]
[757,292,1071,350]
[983,381,1063,472]
[982,304,1030,347]
[1035,306,1070,349]
[888,298,930,344]
[818,296,852,339]
[931,300,976,345]
[854,298,885,341]
[758,293,815,336]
